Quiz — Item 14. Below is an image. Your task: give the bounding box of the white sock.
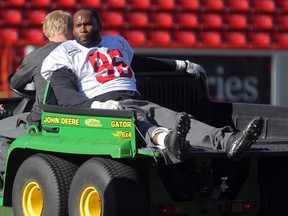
[157,131,169,147]
[151,127,170,149]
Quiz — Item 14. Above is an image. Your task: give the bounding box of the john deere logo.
[43,116,80,126]
[85,118,102,127]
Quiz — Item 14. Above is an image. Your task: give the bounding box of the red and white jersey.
[41,36,137,99]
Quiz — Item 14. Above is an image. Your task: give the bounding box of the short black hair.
[75,8,102,30]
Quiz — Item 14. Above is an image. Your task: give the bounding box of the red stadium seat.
[148,30,173,46]
[277,0,288,13]
[29,0,52,8]
[202,0,225,11]
[249,32,271,47]
[1,10,23,26]
[21,29,46,43]
[153,0,176,11]
[199,31,222,47]
[104,0,125,9]
[273,33,288,48]
[123,30,147,46]
[223,32,247,47]
[54,0,77,8]
[226,0,250,12]
[249,14,273,30]
[200,13,223,29]
[80,0,101,8]
[151,13,174,29]
[3,0,26,7]
[128,0,151,10]
[174,31,197,47]
[0,28,19,42]
[24,10,47,26]
[250,0,275,13]
[176,13,199,29]
[126,12,149,28]
[101,12,125,28]
[224,14,248,30]
[275,15,288,31]
[101,30,121,36]
[178,0,201,11]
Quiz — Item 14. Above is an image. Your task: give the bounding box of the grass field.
[0,207,13,215]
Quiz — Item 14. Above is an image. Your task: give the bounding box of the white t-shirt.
[41,36,137,99]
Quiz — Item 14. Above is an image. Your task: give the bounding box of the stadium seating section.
[0,0,287,50]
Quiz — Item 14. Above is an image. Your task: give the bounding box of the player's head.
[73,8,103,48]
[42,10,73,40]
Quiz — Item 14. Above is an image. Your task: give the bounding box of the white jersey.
[41,36,137,99]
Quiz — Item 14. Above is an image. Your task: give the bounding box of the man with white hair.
[0,10,73,195]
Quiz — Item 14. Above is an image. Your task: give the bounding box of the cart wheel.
[12,154,78,216]
[69,158,148,216]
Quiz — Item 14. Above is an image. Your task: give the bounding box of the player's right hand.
[185,60,207,80]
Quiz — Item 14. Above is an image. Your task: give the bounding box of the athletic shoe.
[226,117,264,161]
[164,112,191,160]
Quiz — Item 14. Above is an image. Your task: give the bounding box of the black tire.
[12,154,78,216]
[69,158,148,216]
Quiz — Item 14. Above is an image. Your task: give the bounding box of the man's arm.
[50,68,93,108]
[131,54,207,80]
[131,54,177,72]
[10,51,37,89]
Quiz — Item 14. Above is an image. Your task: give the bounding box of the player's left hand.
[185,60,207,80]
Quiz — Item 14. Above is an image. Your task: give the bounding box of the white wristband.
[175,60,186,71]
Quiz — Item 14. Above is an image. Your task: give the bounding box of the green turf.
[0,207,13,215]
